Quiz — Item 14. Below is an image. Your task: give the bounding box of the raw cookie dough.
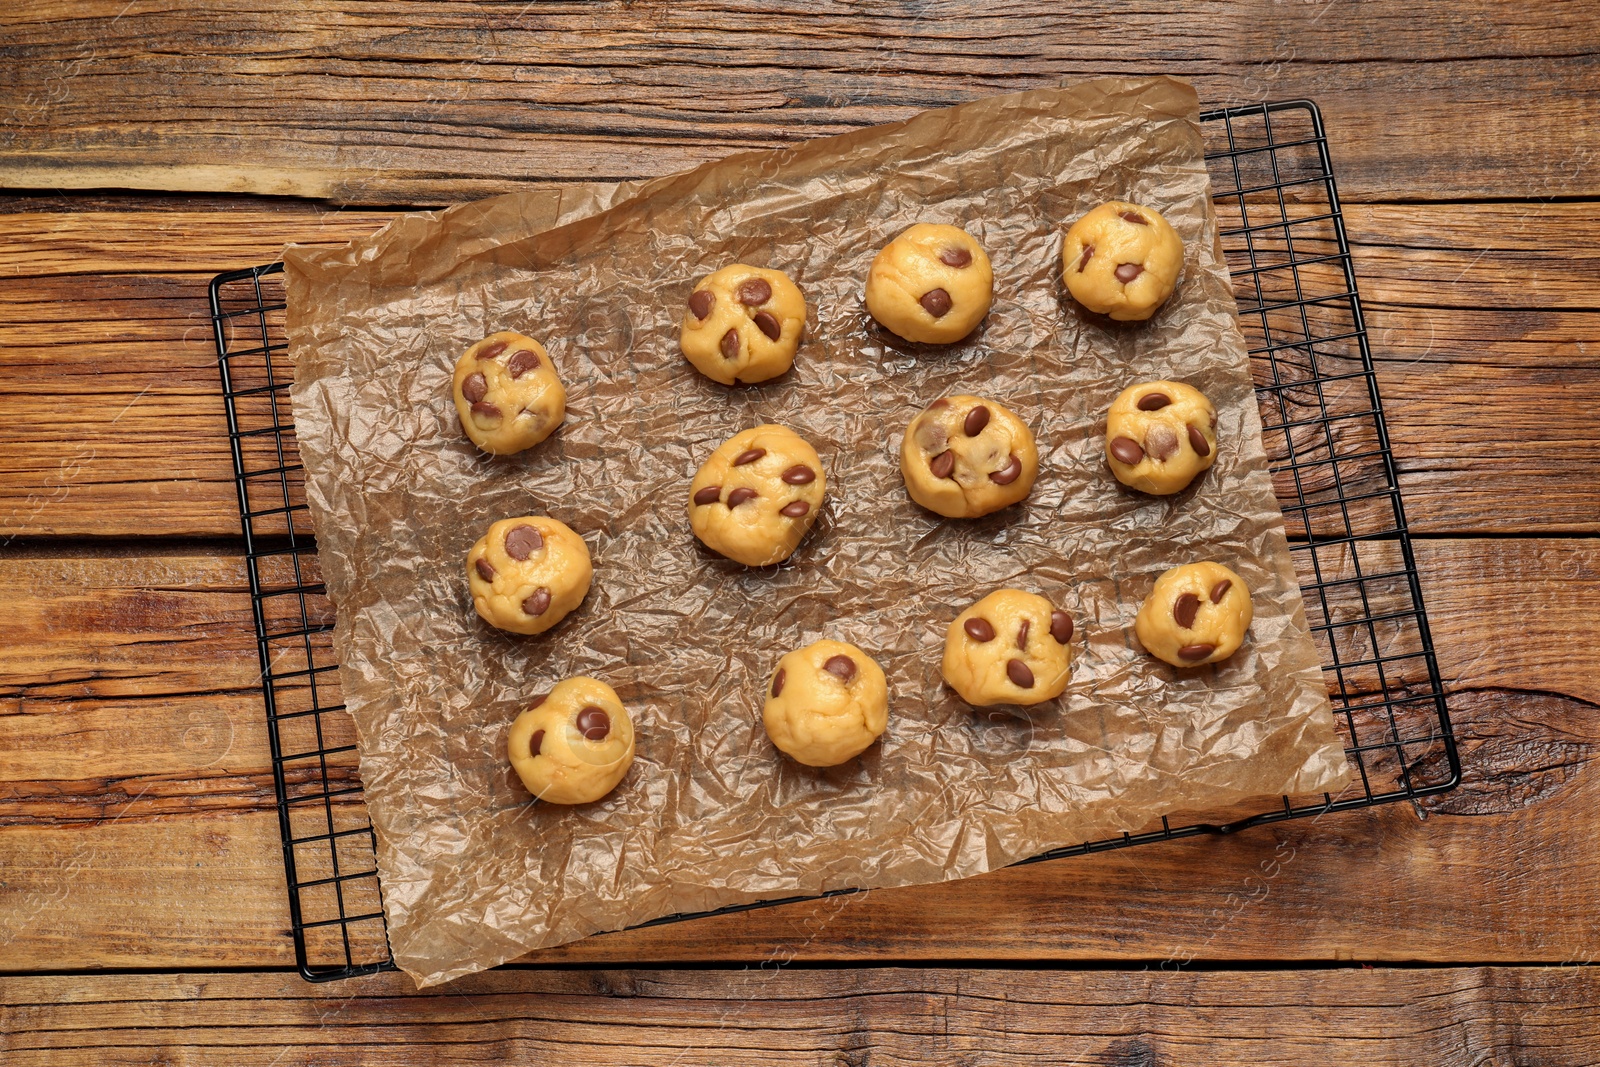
[763,639,889,767]
[466,516,592,635]
[1135,561,1253,667]
[452,331,567,455]
[1062,201,1184,321]
[1105,380,1218,495]
[689,424,826,566]
[943,589,1075,707]
[865,223,994,344]
[681,264,807,385]
[900,395,1039,518]
[507,676,635,805]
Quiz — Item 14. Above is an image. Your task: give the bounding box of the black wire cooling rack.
[211,100,1459,982]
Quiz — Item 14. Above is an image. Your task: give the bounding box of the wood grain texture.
[2,1,1597,204]
[2,967,1596,1065]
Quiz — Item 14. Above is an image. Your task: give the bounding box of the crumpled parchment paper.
[283,75,1350,988]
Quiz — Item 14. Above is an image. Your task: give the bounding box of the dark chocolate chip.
[529,693,548,709]
[1210,579,1232,604]
[1110,436,1144,465]
[720,329,740,360]
[1115,262,1144,284]
[1120,210,1149,225]
[503,524,543,560]
[470,400,502,423]
[1016,619,1031,650]
[1187,424,1211,457]
[507,349,541,379]
[1147,426,1179,462]
[528,729,545,756]
[462,372,488,403]
[1050,610,1073,644]
[964,617,995,643]
[989,454,1023,485]
[576,705,611,741]
[1178,643,1216,661]
[929,398,950,409]
[920,288,952,317]
[522,587,551,617]
[1077,244,1095,272]
[733,448,766,467]
[478,340,508,360]
[1173,592,1201,629]
[929,450,956,480]
[1006,658,1034,688]
[737,278,772,306]
[963,404,990,436]
[688,289,714,319]
[693,485,722,506]
[779,500,810,518]
[939,246,972,268]
[726,487,758,507]
[823,655,857,683]
[781,464,816,485]
[1136,391,1171,411]
[474,558,495,582]
[752,311,782,341]
[772,667,786,698]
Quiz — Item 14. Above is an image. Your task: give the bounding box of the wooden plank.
[2,967,1596,1065]
[1,2,1597,203]
[0,539,1596,969]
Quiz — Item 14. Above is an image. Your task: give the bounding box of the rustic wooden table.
[3,4,1597,1062]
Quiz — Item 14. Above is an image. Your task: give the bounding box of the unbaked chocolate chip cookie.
[688,424,826,566]
[507,676,636,805]
[1134,561,1253,667]
[1062,201,1184,321]
[1105,380,1218,495]
[942,589,1075,707]
[900,394,1039,518]
[865,223,993,344]
[681,264,807,385]
[763,639,889,767]
[452,331,566,455]
[466,516,592,635]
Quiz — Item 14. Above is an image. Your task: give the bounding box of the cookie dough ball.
[763,640,889,767]
[900,395,1039,518]
[943,589,1076,707]
[1135,562,1253,667]
[508,677,636,805]
[1105,380,1218,495]
[452,331,567,455]
[689,424,826,566]
[1062,201,1184,321]
[681,265,807,385]
[865,223,993,344]
[467,516,592,636]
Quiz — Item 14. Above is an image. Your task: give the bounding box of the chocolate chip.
[462,372,488,403]
[1147,426,1179,462]
[1110,436,1144,465]
[504,524,543,560]
[1120,210,1149,225]
[470,400,502,428]
[823,655,856,683]
[1178,643,1216,661]
[779,500,810,518]
[939,246,972,268]
[720,329,740,360]
[528,729,545,756]
[1188,424,1211,457]
[726,487,758,507]
[1136,392,1171,411]
[963,405,990,436]
[688,289,714,319]
[1050,610,1073,644]
[989,454,1023,485]
[1210,579,1232,604]
[1077,244,1095,272]
[1016,619,1030,650]
[1173,592,1201,629]
[474,558,495,582]
[522,587,551,616]
[920,288,952,317]
[507,349,541,379]
[781,464,816,485]
[929,450,956,480]
[1115,262,1144,284]
[737,278,772,306]
[964,617,995,643]
[529,693,548,709]
[693,485,722,506]
[1006,659,1034,688]
[733,448,766,467]
[576,705,611,741]
[478,340,508,360]
[753,311,782,341]
[930,398,950,409]
[772,668,786,698]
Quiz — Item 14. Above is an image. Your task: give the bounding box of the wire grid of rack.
[210,99,1458,982]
